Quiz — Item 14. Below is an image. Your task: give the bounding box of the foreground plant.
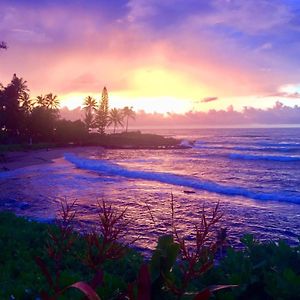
[35,197,237,299]
[35,200,139,299]
[168,199,230,299]
[82,200,138,296]
[124,197,236,300]
[1,203,299,299]
[206,234,300,299]
[35,201,99,299]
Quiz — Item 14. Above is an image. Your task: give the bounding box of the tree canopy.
[0,76,137,145]
[0,74,62,143]
[95,87,109,134]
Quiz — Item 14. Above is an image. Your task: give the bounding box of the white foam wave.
[229,153,300,162]
[180,140,193,148]
[65,153,300,204]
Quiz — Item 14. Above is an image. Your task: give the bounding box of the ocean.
[1,127,300,254]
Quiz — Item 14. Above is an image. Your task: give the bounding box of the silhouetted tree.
[83,95,97,130]
[108,108,123,134]
[19,92,34,140]
[83,95,97,111]
[11,74,29,98]
[36,95,47,107]
[0,73,70,144]
[122,106,135,132]
[95,87,109,134]
[0,74,29,139]
[45,93,59,110]
[0,84,5,139]
[19,92,33,113]
[55,119,87,144]
[28,107,59,142]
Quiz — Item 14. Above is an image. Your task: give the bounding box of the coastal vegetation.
[0,201,299,299]
[0,74,177,150]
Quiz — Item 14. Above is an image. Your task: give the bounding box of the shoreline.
[0,132,184,171]
[0,146,102,172]
[0,144,186,172]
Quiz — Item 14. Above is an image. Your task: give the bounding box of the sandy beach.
[0,146,103,171]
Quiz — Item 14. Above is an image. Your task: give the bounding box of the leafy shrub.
[203,234,300,299]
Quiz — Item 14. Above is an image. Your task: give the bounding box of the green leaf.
[150,235,180,281]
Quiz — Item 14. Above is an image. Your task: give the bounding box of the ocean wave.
[180,140,193,148]
[193,144,300,153]
[257,142,300,147]
[229,153,300,162]
[233,146,300,152]
[65,153,300,204]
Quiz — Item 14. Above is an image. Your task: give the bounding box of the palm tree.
[83,96,97,130]
[45,93,60,110]
[10,74,29,99]
[36,95,47,107]
[108,108,124,134]
[83,96,97,112]
[122,106,135,132]
[19,92,33,113]
[1,74,29,136]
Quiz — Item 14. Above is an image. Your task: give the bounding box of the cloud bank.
[61,101,300,127]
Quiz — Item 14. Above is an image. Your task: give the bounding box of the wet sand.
[0,146,103,171]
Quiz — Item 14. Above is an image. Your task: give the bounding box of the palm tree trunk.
[114,124,116,134]
[126,116,129,132]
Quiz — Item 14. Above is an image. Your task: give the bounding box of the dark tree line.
[0,73,136,145]
[0,74,86,144]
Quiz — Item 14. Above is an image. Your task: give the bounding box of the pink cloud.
[60,102,300,126]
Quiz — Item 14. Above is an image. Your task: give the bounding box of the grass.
[0,210,142,299]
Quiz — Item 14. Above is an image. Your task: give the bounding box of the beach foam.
[65,153,300,204]
[180,139,193,148]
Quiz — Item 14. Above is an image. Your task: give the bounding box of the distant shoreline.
[0,132,184,172]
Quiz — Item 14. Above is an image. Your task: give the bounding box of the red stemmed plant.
[167,194,236,299]
[35,200,101,299]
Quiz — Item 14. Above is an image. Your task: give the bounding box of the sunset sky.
[1,0,300,114]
